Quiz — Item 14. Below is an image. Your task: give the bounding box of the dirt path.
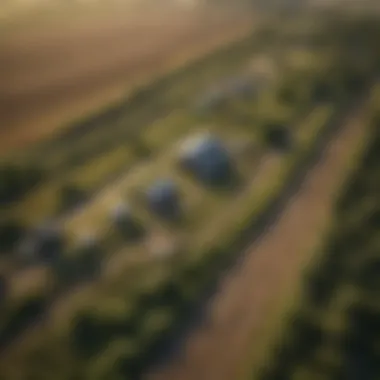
[144,104,369,380]
[0,6,255,154]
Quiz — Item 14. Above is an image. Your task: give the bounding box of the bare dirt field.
[0,4,256,154]
[144,104,370,380]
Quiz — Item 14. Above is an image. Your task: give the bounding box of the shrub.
[59,184,87,212]
[263,123,293,152]
[70,313,109,359]
[0,295,47,347]
[0,164,44,204]
[0,220,25,253]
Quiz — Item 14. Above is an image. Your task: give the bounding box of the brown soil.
[144,106,369,380]
[0,6,255,155]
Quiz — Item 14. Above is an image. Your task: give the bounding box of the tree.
[0,164,44,204]
[0,220,25,253]
[60,184,87,212]
[71,313,108,358]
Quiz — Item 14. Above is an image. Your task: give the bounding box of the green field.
[1,11,379,380]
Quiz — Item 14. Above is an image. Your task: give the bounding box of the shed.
[146,179,181,220]
[18,222,65,264]
[178,132,233,184]
[225,76,258,99]
[194,88,227,114]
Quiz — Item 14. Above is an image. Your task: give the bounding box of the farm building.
[109,203,144,239]
[178,132,234,184]
[193,75,262,115]
[146,179,181,220]
[224,76,258,99]
[194,88,228,114]
[18,223,65,265]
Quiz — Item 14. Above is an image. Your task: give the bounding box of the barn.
[146,179,181,220]
[178,132,233,185]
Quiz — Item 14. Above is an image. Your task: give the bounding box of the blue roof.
[146,179,181,218]
[179,133,229,162]
[178,133,231,183]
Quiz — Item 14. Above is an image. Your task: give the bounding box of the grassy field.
[1,10,376,380]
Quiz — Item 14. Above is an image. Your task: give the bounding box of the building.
[146,179,181,220]
[178,132,233,185]
[224,76,258,99]
[194,88,228,114]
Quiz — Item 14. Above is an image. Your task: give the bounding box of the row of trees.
[254,79,380,380]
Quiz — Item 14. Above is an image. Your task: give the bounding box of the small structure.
[178,132,234,185]
[194,88,227,115]
[18,222,65,265]
[109,202,144,240]
[145,179,181,221]
[225,76,258,99]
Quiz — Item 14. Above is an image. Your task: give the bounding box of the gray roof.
[109,202,132,223]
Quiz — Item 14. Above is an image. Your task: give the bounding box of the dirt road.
[144,104,370,380]
[0,5,255,154]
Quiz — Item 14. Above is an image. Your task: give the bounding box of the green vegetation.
[248,89,380,380]
[244,13,380,380]
[1,11,378,380]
